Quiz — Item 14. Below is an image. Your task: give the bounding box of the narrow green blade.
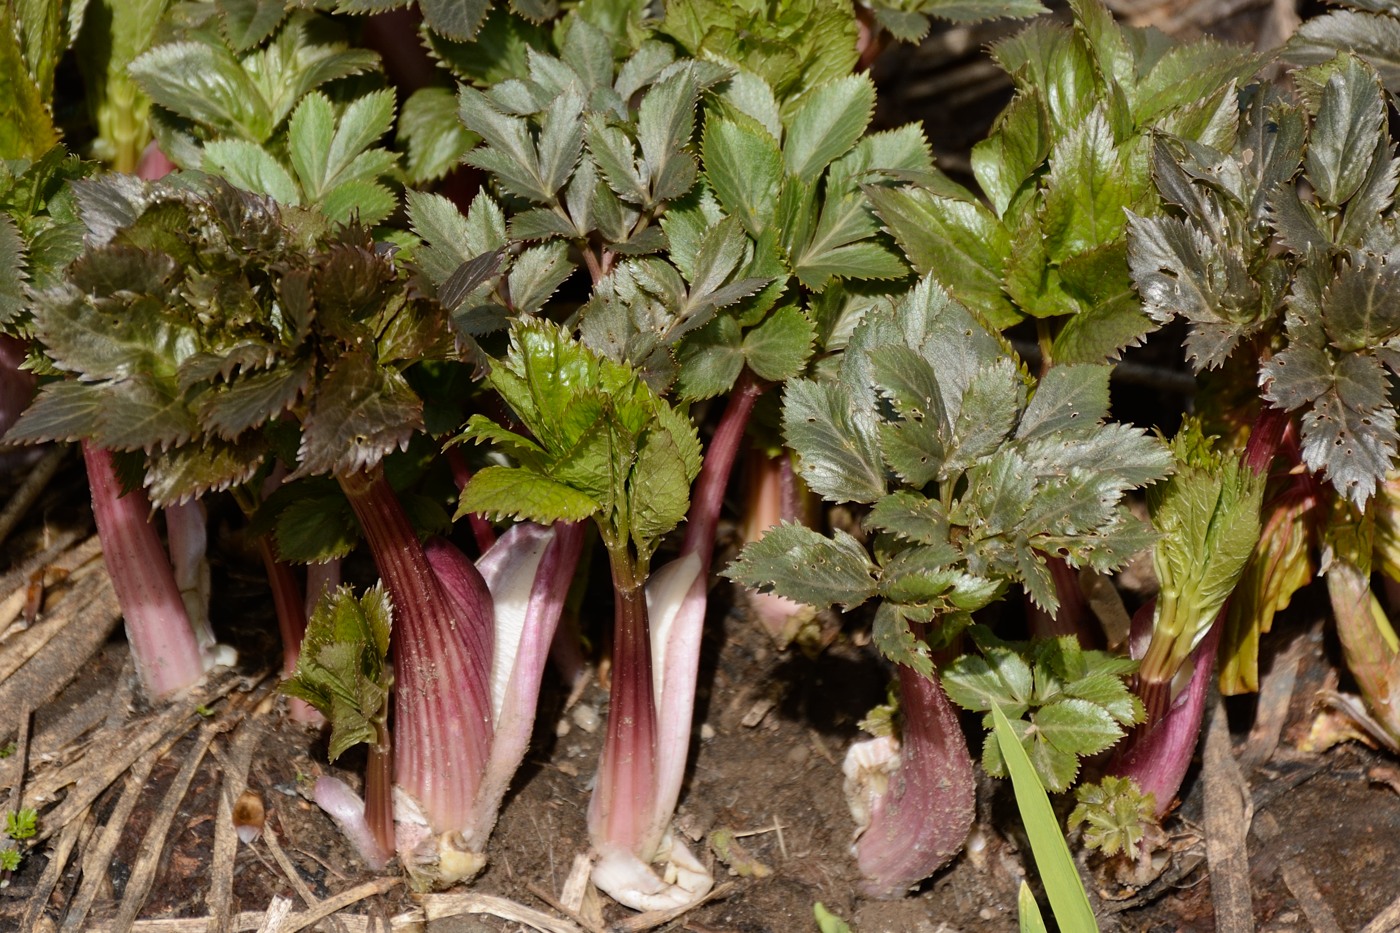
[992,702,1099,932]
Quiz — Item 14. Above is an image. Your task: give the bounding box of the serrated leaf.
[420,0,491,40]
[1305,55,1386,209]
[725,523,877,611]
[637,64,702,204]
[202,140,300,205]
[406,188,506,286]
[871,601,934,678]
[702,116,782,237]
[3,379,103,444]
[398,87,477,185]
[971,90,1051,218]
[1035,697,1125,759]
[219,0,289,52]
[742,305,815,383]
[0,19,58,161]
[1299,390,1397,504]
[1125,211,1260,370]
[867,491,952,545]
[508,240,575,315]
[459,464,601,523]
[1289,12,1400,95]
[674,315,743,400]
[868,185,1018,329]
[296,351,422,478]
[782,378,886,503]
[782,74,875,183]
[1322,251,1400,352]
[130,41,272,141]
[145,438,266,506]
[271,489,359,563]
[199,365,310,439]
[93,373,199,452]
[1041,108,1140,261]
[1016,364,1111,439]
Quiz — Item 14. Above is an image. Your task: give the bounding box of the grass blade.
[991,702,1099,932]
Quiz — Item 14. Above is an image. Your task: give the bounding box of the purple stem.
[339,466,494,833]
[83,442,205,698]
[856,661,976,898]
[1112,615,1221,817]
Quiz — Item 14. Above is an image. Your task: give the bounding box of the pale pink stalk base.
[741,450,817,645]
[83,442,206,698]
[314,776,393,870]
[165,499,214,651]
[465,521,584,851]
[849,663,975,898]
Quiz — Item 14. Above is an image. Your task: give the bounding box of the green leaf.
[0,213,26,328]
[406,188,507,286]
[674,316,743,400]
[1016,364,1110,440]
[219,0,289,51]
[868,185,1018,329]
[420,0,492,40]
[269,487,360,564]
[509,240,576,315]
[458,464,602,523]
[283,584,392,762]
[991,703,1099,932]
[202,140,300,205]
[1035,697,1125,759]
[398,87,478,185]
[1020,881,1049,933]
[130,40,272,141]
[724,523,877,610]
[971,90,1051,218]
[782,74,875,183]
[1041,108,1140,261]
[702,115,782,237]
[0,18,58,161]
[742,305,815,383]
[867,491,951,545]
[4,380,103,444]
[782,378,887,503]
[637,64,703,204]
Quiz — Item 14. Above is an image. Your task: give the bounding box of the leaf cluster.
[456,321,700,567]
[418,13,932,401]
[6,174,455,504]
[1067,775,1158,860]
[1128,54,1400,504]
[943,627,1143,792]
[872,0,1260,364]
[724,276,1170,674]
[283,583,394,761]
[129,6,398,225]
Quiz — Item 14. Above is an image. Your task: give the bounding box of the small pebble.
[555,718,571,738]
[571,704,600,734]
[700,724,716,741]
[786,744,810,766]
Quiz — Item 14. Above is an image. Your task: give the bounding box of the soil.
[6,463,1400,933]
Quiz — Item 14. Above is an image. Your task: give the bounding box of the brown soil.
[5,481,1400,933]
